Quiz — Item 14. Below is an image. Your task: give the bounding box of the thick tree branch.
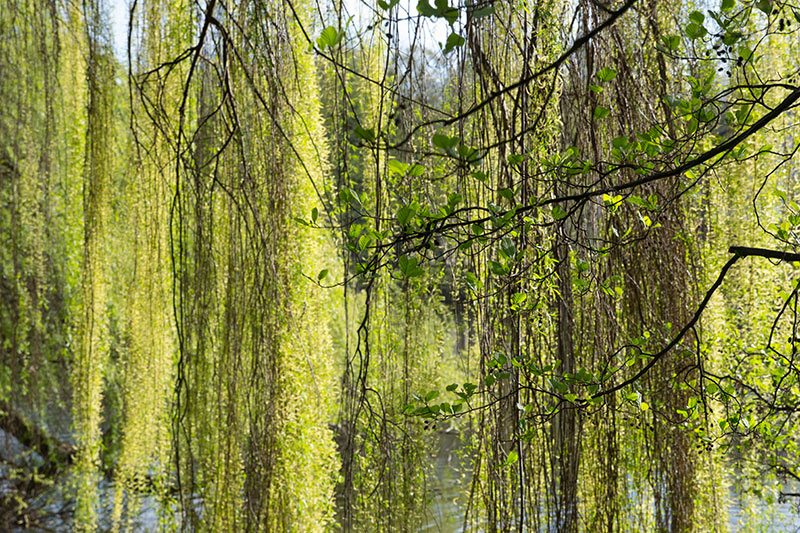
[387,85,800,253]
[727,246,800,263]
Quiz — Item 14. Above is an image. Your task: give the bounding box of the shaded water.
[420,430,473,532]
[421,430,800,532]
[4,427,800,531]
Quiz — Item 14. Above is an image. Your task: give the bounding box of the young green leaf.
[317,26,342,48]
[685,22,707,39]
[688,10,705,24]
[443,32,465,54]
[503,450,519,467]
[597,67,617,82]
[552,205,569,220]
[594,105,611,119]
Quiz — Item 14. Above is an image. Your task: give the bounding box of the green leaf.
[435,0,458,23]
[685,22,707,40]
[448,192,463,207]
[473,4,495,17]
[500,237,516,259]
[465,271,481,291]
[612,136,629,149]
[317,269,329,281]
[425,390,440,402]
[419,0,457,22]
[354,125,375,142]
[689,10,705,24]
[317,26,342,48]
[485,374,496,386]
[458,144,480,163]
[597,67,617,82]
[432,133,459,155]
[498,188,514,200]
[721,0,734,10]
[403,256,424,277]
[552,205,568,220]
[507,153,524,166]
[387,159,408,175]
[432,133,449,149]
[626,195,650,209]
[504,450,519,467]
[722,30,743,46]
[417,0,437,16]
[471,170,488,182]
[489,261,507,276]
[397,205,414,226]
[662,34,680,51]
[408,163,424,176]
[755,0,772,15]
[311,207,319,223]
[593,105,611,119]
[551,379,569,394]
[443,32,465,54]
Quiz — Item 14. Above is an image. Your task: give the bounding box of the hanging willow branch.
[589,246,800,401]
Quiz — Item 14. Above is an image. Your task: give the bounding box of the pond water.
[420,430,800,533]
[420,430,474,532]
[4,427,800,531]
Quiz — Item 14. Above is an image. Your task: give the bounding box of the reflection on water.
[421,430,800,532]
[420,430,473,533]
[727,481,800,532]
[4,426,800,531]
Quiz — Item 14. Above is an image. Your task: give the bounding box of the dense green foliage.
[2,0,800,530]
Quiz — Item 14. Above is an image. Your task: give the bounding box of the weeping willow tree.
[71,0,116,528]
[0,0,69,429]
[110,0,183,526]
[0,4,82,523]
[377,0,800,531]
[5,0,800,530]
[322,10,467,529]
[156,0,340,529]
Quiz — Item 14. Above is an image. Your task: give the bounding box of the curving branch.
[591,246,800,400]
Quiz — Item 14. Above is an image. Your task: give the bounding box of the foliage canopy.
[2,0,800,530]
